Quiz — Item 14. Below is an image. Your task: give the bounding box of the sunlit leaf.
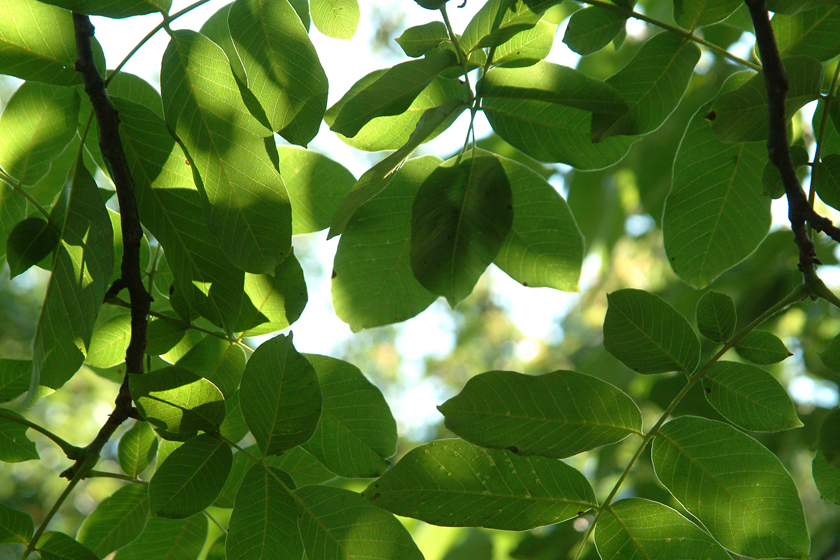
[411,154,513,307]
[439,370,642,458]
[774,5,840,62]
[0,410,39,462]
[0,81,80,186]
[332,156,439,331]
[175,336,246,397]
[652,416,810,558]
[302,354,397,478]
[0,502,33,545]
[6,216,59,279]
[311,0,359,40]
[143,317,186,357]
[563,6,627,56]
[161,30,292,274]
[37,531,98,560]
[229,0,329,146]
[108,72,164,118]
[297,485,425,560]
[149,433,232,518]
[112,515,206,560]
[604,289,701,374]
[461,0,557,53]
[227,465,302,560]
[118,421,158,478]
[34,0,169,18]
[130,367,226,440]
[363,439,597,530]
[734,330,793,364]
[702,361,802,431]
[234,253,308,336]
[396,22,449,57]
[199,3,247,83]
[76,484,150,558]
[493,19,557,67]
[240,333,322,456]
[596,498,731,560]
[0,359,30,403]
[86,314,131,368]
[696,290,737,342]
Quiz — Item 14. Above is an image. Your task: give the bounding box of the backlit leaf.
[396,22,449,57]
[37,532,98,560]
[812,450,840,504]
[652,416,810,558]
[563,6,627,56]
[6,216,59,279]
[0,502,33,545]
[461,0,556,53]
[143,317,186,357]
[819,331,840,374]
[86,314,131,368]
[493,19,557,67]
[0,410,39,462]
[411,154,513,307]
[112,515,206,560]
[734,330,792,364]
[235,253,308,336]
[240,333,322,456]
[774,5,840,62]
[818,408,840,467]
[696,290,737,342]
[35,0,169,18]
[439,369,642,458]
[175,336,246,397]
[107,72,164,118]
[118,421,158,478]
[76,484,150,558]
[302,354,397,478]
[364,439,597,530]
[311,0,359,40]
[814,154,840,211]
[674,0,742,29]
[0,359,30,403]
[604,289,700,374]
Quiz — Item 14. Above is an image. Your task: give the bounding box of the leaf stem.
[0,408,82,459]
[573,282,809,560]
[579,0,762,71]
[0,171,52,220]
[87,470,149,484]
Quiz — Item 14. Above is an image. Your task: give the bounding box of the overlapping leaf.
[563,6,627,56]
[673,0,742,29]
[311,0,359,40]
[118,421,158,478]
[302,354,398,478]
[86,314,131,368]
[37,532,98,560]
[107,72,164,117]
[774,5,840,62]
[363,439,597,530]
[596,498,731,560]
[234,254,308,336]
[240,333,322,456]
[35,0,169,18]
[460,0,557,53]
[0,80,79,186]
[604,289,700,374]
[143,317,186,356]
[0,410,38,462]
[161,30,292,274]
[30,159,114,398]
[227,465,302,560]
[0,359,30,403]
[229,0,328,146]
[439,370,642,458]
[76,484,150,558]
[175,336,246,397]
[818,408,840,467]
[493,19,557,67]
[652,416,810,558]
[664,95,770,288]
[0,0,81,85]
[696,290,737,342]
[112,515,206,560]
[814,154,840,210]
[396,22,449,57]
[0,502,33,545]
[411,154,513,307]
[6,217,59,279]
[812,451,840,504]
[297,485,425,560]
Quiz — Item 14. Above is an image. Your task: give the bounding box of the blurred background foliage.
[2,0,840,558]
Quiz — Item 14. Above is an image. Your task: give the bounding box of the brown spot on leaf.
[706,111,716,121]
[331,270,337,279]
[506,445,519,453]
[705,387,711,394]
[185,159,190,166]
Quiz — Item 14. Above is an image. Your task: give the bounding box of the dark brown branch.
[745,0,840,274]
[61,14,152,480]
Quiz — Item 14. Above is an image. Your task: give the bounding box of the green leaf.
[86,314,131,368]
[240,333,322,456]
[332,156,439,331]
[396,22,450,57]
[220,389,249,444]
[604,289,701,374]
[161,30,292,274]
[327,97,467,237]
[143,317,186,357]
[235,253,308,336]
[674,0,742,29]
[175,336,246,397]
[0,359,30,403]
[118,421,158,478]
[774,5,840,62]
[130,367,226,440]
[275,147,356,234]
[0,410,38,462]
[311,0,359,40]
[818,408,840,467]
[329,48,459,138]
[812,450,840,504]
[439,369,642,458]
[6,216,59,279]
[492,154,584,291]
[199,3,247,84]
[652,416,810,558]
[461,0,556,53]
[34,0,169,18]
[493,19,557,67]
[0,81,80,186]
[229,0,329,146]
[696,290,737,342]
[0,0,81,85]
[592,32,701,140]
[297,485,425,560]
[562,6,627,56]
[482,96,639,169]
[0,502,33,544]
[734,330,793,364]
[108,73,164,118]
[302,354,397,478]
[480,62,630,122]
[819,331,840,374]
[814,154,840,211]
[37,532,98,560]
[702,361,802,431]
[711,57,824,143]
[226,465,303,560]
[363,439,597,529]
[763,144,809,199]
[30,159,114,397]
[596,498,731,560]
[149,433,232,518]
[767,0,837,13]
[112,515,206,560]
[76,484,150,558]
[155,439,182,467]
[663,97,770,288]
[117,98,244,333]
